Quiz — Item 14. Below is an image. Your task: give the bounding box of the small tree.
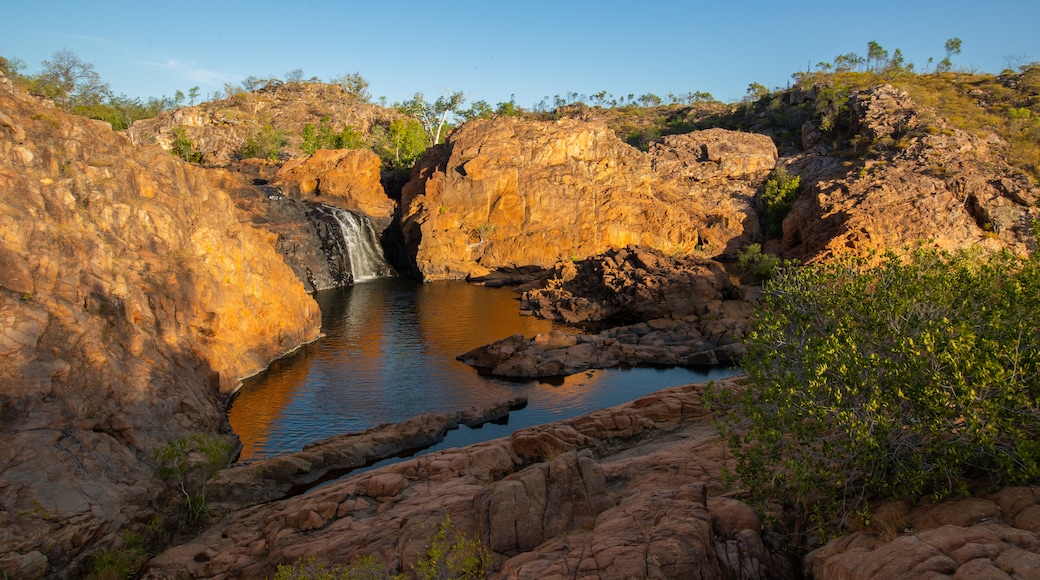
[333,72,371,102]
[938,37,963,72]
[36,48,111,110]
[399,91,467,145]
[759,166,800,238]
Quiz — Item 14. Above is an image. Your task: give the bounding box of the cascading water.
[311,204,394,285]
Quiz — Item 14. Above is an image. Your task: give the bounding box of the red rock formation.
[272,148,395,226]
[400,118,777,280]
[142,378,792,579]
[781,84,1040,261]
[459,246,754,377]
[0,73,320,577]
[806,489,1040,578]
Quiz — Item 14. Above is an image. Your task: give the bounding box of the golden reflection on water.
[228,278,739,462]
[228,278,583,460]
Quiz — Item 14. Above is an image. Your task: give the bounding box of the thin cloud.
[135,58,237,85]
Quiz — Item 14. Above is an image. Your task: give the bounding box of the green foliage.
[89,531,148,580]
[154,433,234,529]
[300,117,366,155]
[413,515,492,580]
[735,243,782,279]
[711,247,1040,538]
[271,555,401,580]
[171,127,203,163]
[371,118,430,169]
[760,167,800,238]
[398,91,467,145]
[268,515,490,580]
[240,124,289,161]
[332,72,372,102]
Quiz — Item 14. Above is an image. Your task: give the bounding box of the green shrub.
[89,531,148,580]
[154,433,234,529]
[735,243,782,279]
[760,167,801,238]
[300,117,366,155]
[240,124,289,161]
[272,555,400,580]
[170,127,202,163]
[711,247,1040,539]
[269,515,490,580]
[413,515,491,580]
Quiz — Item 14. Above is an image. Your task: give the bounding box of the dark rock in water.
[205,397,528,511]
[458,246,756,378]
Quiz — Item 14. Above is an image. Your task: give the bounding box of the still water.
[228,277,739,462]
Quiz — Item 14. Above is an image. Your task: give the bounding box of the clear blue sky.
[3,0,1038,108]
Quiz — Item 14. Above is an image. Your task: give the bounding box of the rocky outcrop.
[781,84,1040,261]
[132,82,396,166]
[142,378,793,579]
[399,118,776,280]
[806,489,1040,579]
[0,73,321,577]
[206,398,528,511]
[459,246,754,377]
[271,148,395,228]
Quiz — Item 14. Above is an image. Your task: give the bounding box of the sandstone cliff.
[399,118,777,280]
[780,84,1040,261]
[132,82,395,166]
[0,73,321,577]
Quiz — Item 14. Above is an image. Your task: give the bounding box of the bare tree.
[38,48,110,109]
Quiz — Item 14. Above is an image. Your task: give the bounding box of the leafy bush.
[170,127,202,163]
[89,531,148,580]
[300,117,366,155]
[760,167,800,238]
[269,515,490,580]
[154,433,234,529]
[240,124,289,161]
[371,118,430,169]
[712,247,1040,538]
[413,515,492,580]
[272,555,399,580]
[735,243,782,279]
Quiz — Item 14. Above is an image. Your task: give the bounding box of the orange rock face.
[781,84,1040,261]
[0,73,320,576]
[272,148,394,225]
[400,118,777,280]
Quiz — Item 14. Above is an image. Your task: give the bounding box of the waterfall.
[313,204,393,284]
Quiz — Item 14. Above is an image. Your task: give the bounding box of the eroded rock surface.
[272,148,395,227]
[0,73,320,577]
[399,118,776,280]
[206,398,527,511]
[143,378,793,579]
[806,489,1040,579]
[459,246,753,377]
[781,84,1040,261]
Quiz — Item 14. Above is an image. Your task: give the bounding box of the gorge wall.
[399,118,777,280]
[0,73,321,577]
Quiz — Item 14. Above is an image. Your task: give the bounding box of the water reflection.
[229,278,739,461]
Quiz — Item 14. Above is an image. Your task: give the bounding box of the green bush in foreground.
[711,246,1040,538]
[270,514,491,580]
